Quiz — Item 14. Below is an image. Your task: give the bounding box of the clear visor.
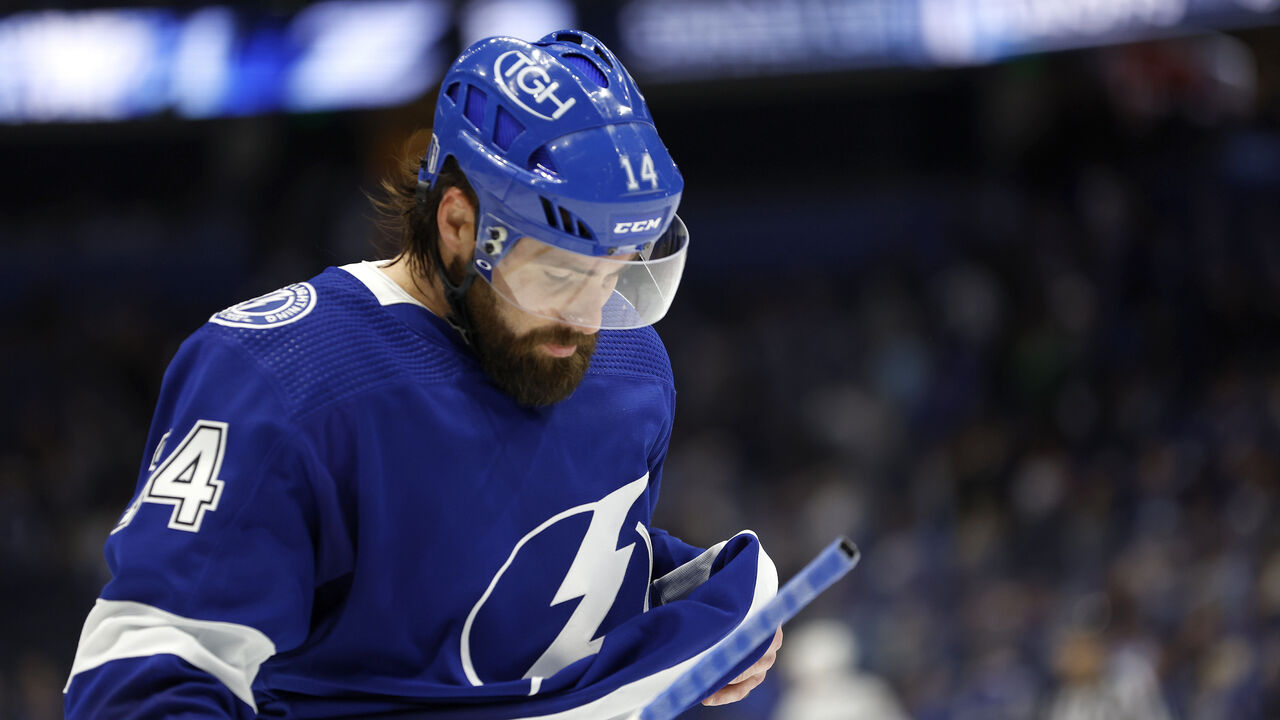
[482,215,689,331]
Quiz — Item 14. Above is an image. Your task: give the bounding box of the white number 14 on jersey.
[114,420,228,534]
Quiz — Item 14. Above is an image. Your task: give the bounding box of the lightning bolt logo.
[524,475,648,680]
[460,475,653,688]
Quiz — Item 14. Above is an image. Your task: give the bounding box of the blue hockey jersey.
[65,261,777,719]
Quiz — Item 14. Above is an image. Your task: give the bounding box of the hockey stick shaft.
[635,536,861,720]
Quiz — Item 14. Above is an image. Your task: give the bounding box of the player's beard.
[464,273,598,407]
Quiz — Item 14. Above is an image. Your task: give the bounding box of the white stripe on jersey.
[64,598,276,711]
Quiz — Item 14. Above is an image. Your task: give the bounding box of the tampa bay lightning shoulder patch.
[210,282,317,329]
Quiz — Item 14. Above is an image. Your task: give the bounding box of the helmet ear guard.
[419,30,688,333]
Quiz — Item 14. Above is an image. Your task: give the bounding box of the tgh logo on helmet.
[493,50,577,121]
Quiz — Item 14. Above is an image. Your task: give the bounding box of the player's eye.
[542,269,574,284]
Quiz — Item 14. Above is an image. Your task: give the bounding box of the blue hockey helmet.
[419,30,687,331]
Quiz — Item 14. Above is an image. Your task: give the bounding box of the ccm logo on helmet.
[614,218,662,235]
[494,50,577,121]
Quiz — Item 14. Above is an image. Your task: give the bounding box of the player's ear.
[437,186,477,261]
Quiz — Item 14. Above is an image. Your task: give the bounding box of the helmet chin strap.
[428,236,480,348]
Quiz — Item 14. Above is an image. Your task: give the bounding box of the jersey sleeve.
[65,328,334,718]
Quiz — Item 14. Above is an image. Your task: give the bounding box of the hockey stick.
[633,536,861,720]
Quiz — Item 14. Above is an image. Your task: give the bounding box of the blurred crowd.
[661,158,1279,719]
[2,32,1279,720]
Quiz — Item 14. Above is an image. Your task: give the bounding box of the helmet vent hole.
[555,32,583,45]
[493,105,524,151]
[528,146,558,175]
[562,53,607,88]
[464,86,487,129]
[558,206,574,233]
[540,197,557,227]
[591,45,614,69]
[576,220,593,239]
[445,82,461,104]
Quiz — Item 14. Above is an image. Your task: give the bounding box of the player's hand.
[701,627,783,707]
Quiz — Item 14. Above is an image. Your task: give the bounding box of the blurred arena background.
[2,1,1279,718]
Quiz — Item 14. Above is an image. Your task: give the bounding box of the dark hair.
[369,147,477,280]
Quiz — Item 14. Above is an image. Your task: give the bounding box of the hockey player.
[65,30,781,719]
